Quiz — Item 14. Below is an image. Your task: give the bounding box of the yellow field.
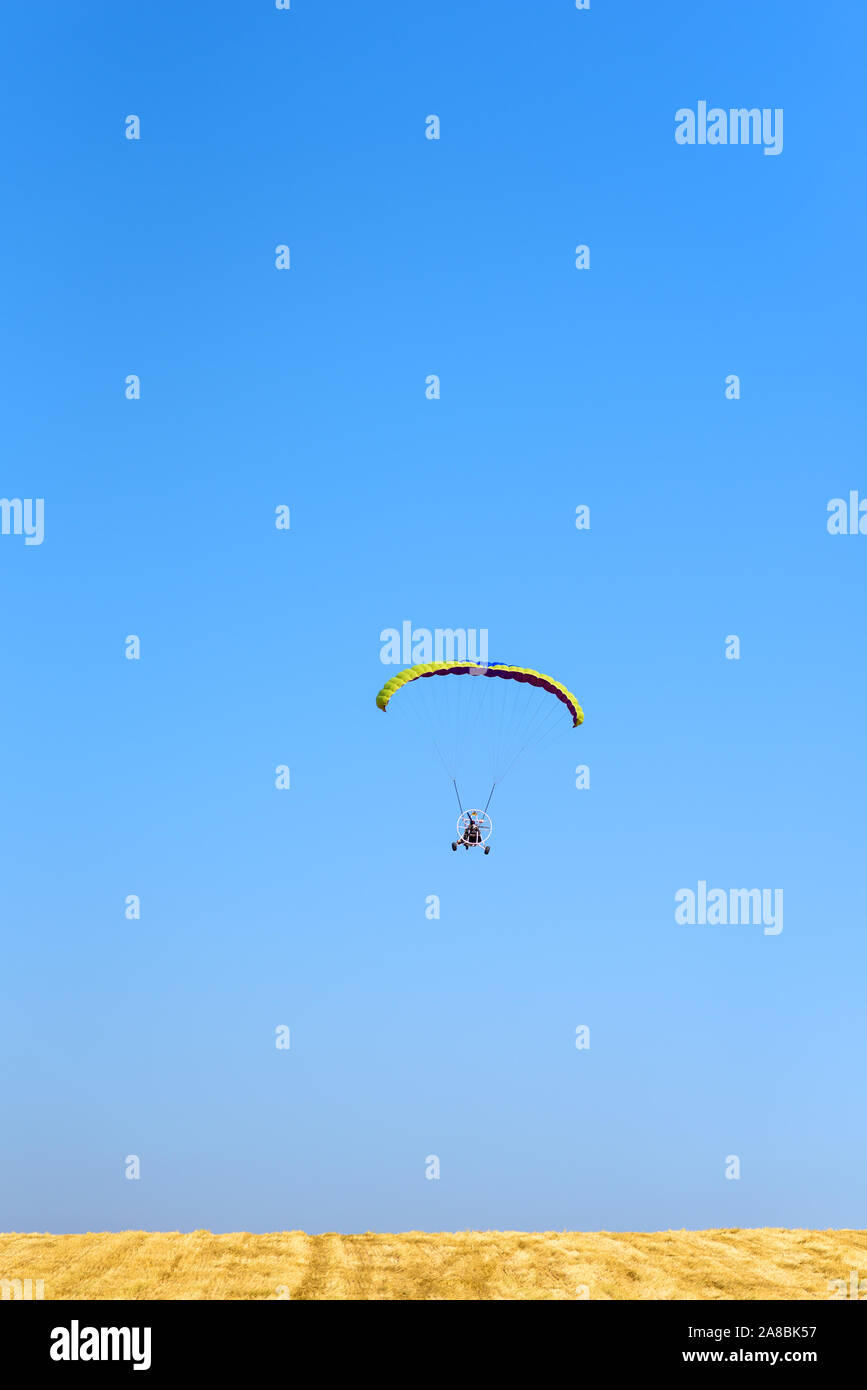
[1,1228,864,1300]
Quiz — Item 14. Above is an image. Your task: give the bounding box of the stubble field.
[1,1228,863,1300]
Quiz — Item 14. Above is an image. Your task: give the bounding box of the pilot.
[463,814,482,847]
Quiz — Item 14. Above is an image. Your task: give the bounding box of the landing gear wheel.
[484,845,490,854]
[451,842,457,851]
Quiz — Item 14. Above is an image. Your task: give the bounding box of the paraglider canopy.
[376,660,583,728]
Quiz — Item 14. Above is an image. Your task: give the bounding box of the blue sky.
[1,0,865,1235]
